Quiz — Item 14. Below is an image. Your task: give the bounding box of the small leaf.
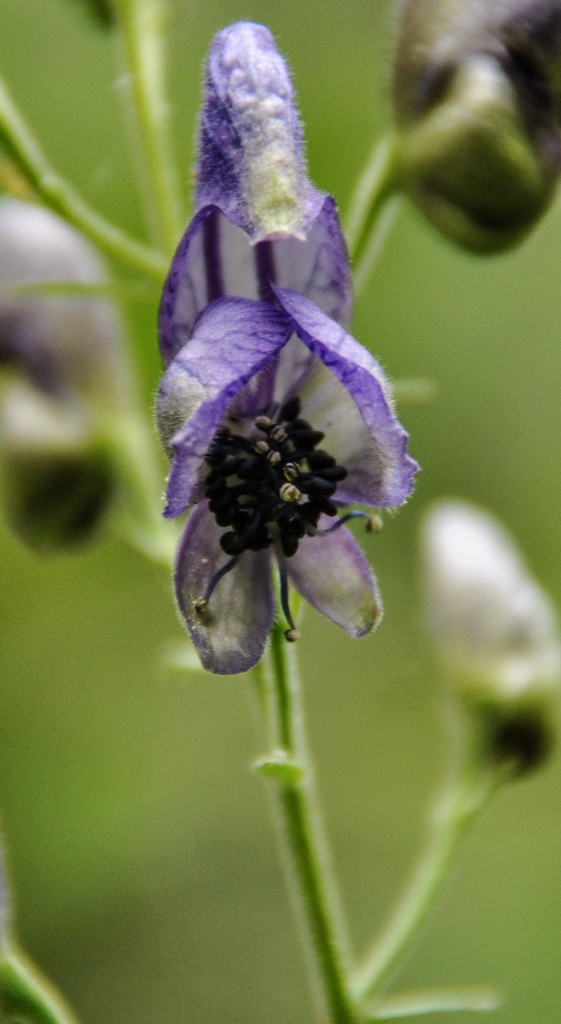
[365,985,502,1019]
[252,751,304,786]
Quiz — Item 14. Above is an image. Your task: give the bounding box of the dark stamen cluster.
[204,395,348,559]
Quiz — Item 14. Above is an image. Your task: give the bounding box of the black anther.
[280,396,301,421]
[307,450,336,470]
[318,465,348,482]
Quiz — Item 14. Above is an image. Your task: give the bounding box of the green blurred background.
[1,1,561,1022]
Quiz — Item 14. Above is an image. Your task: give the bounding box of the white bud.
[423,500,560,693]
[422,501,560,775]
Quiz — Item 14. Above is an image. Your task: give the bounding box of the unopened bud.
[0,199,130,409]
[72,0,115,27]
[393,0,561,252]
[422,500,560,775]
[0,382,115,553]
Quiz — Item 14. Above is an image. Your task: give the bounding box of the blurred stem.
[344,134,402,296]
[0,946,79,1024]
[115,0,184,254]
[104,409,178,569]
[0,74,168,280]
[250,625,356,1024]
[364,984,501,1019]
[351,706,500,1007]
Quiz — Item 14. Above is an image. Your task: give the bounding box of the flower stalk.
[0,74,168,280]
[344,134,402,295]
[351,703,499,1007]
[114,0,184,254]
[251,622,356,1024]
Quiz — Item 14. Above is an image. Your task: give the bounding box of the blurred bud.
[0,382,114,553]
[71,0,114,27]
[0,200,132,552]
[422,500,561,775]
[0,198,130,410]
[393,0,561,252]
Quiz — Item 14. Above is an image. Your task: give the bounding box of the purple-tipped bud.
[197,21,315,241]
[0,199,130,408]
[393,0,561,252]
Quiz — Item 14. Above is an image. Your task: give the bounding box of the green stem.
[352,197,403,298]
[0,946,79,1024]
[115,0,184,254]
[251,624,356,1024]
[350,709,499,1007]
[104,409,178,570]
[364,984,501,1019]
[0,74,168,281]
[345,134,401,263]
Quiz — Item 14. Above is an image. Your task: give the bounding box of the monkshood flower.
[422,501,560,775]
[157,22,417,674]
[393,0,561,252]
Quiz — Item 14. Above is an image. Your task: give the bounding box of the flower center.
[204,395,348,558]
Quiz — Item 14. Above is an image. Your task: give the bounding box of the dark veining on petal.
[255,240,277,303]
[203,207,225,303]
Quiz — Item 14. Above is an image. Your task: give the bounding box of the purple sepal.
[160,296,292,517]
[287,517,382,637]
[272,286,419,507]
[158,197,353,368]
[158,21,352,368]
[175,501,275,674]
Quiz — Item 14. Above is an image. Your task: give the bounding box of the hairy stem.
[0,74,168,280]
[251,625,356,1024]
[115,0,184,254]
[350,708,498,1006]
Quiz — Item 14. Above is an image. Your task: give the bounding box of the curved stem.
[0,74,168,281]
[352,197,403,298]
[350,707,499,1007]
[251,625,356,1024]
[344,134,401,263]
[0,946,79,1024]
[115,0,184,254]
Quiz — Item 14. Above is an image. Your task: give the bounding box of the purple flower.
[157,21,418,674]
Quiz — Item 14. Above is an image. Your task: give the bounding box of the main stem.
[115,0,184,255]
[351,709,498,1009]
[251,625,356,1024]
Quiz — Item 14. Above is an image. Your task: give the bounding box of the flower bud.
[422,500,561,775]
[198,21,314,241]
[393,0,561,252]
[72,0,114,27]
[0,382,114,553]
[0,198,130,409]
